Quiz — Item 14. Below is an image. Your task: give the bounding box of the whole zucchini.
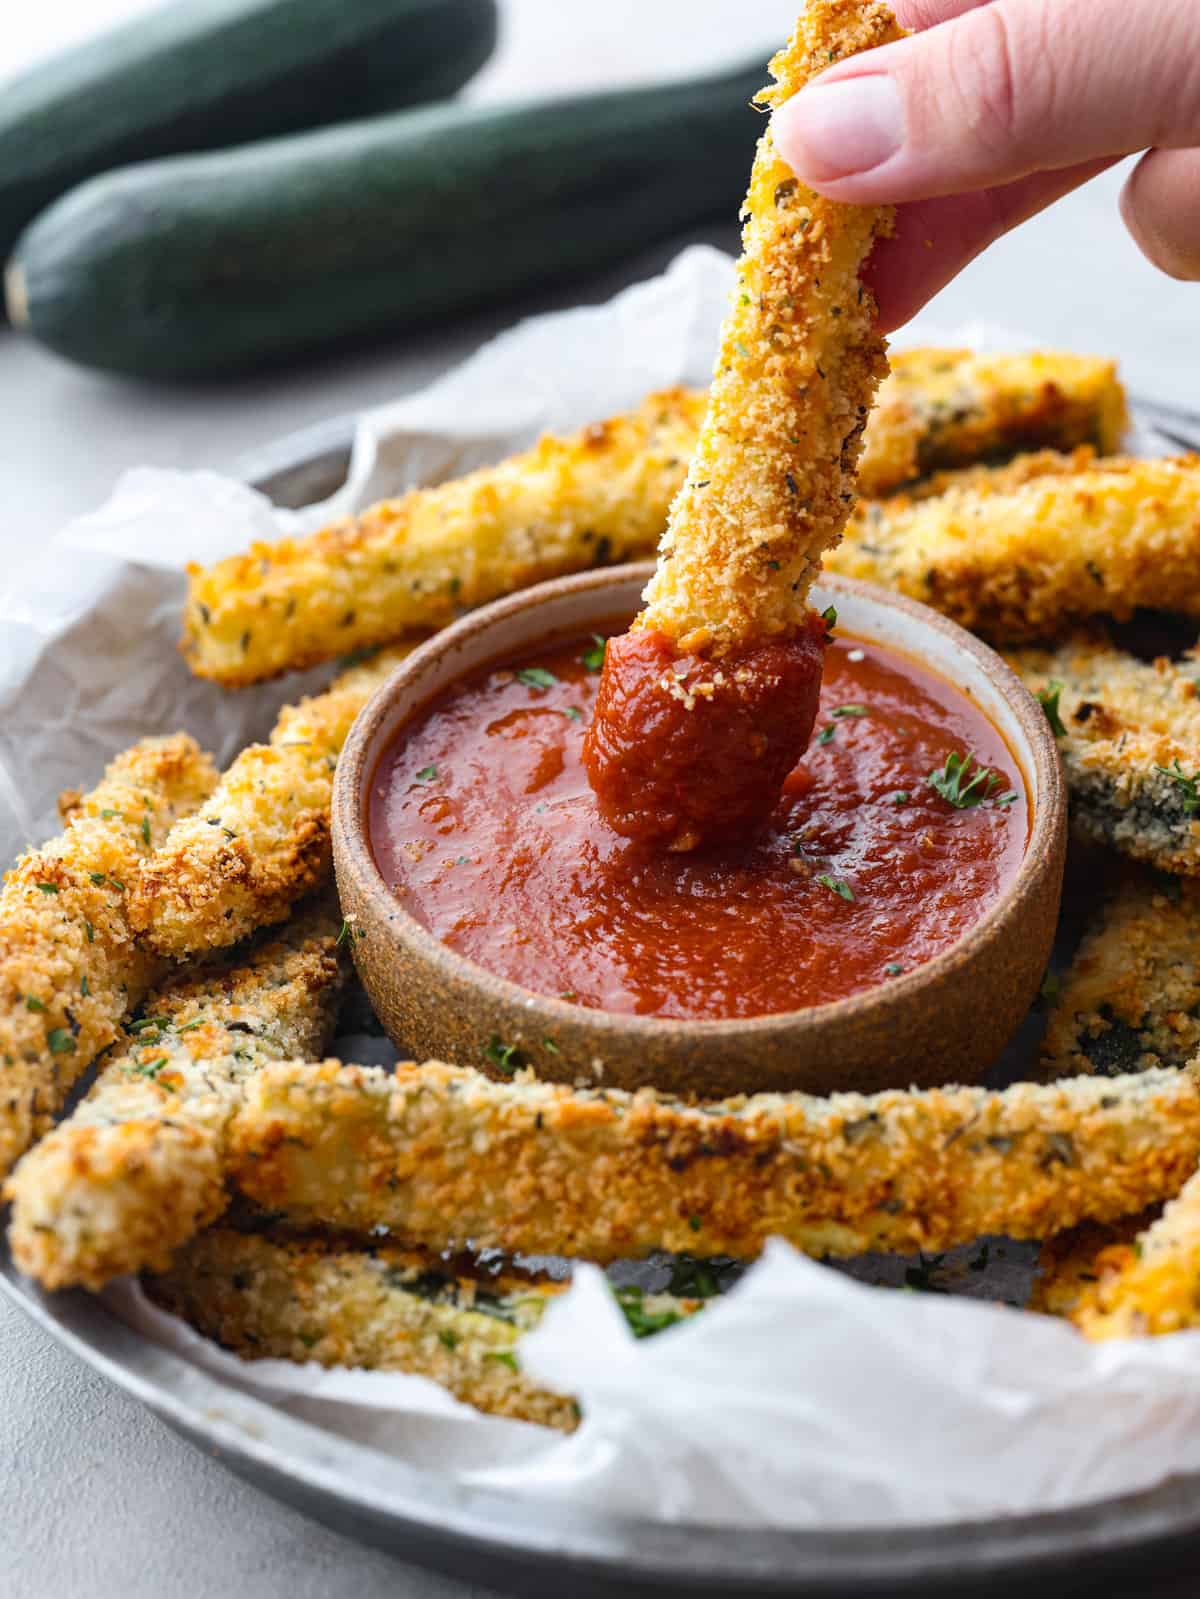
[7,59,767,380]
[0,0,498,266]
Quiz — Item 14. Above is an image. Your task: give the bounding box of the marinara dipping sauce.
[369,628,1029,1021]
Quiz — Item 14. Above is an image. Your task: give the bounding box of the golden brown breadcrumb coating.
[1011,638,1200,876]
[635,1,903,653]
[1040,870,1200,1078]
[1071,1175,1200,1338]
[1027,1212,1154,1319]
[181,387,708,686]
[130,646,413,958]
[0,734,218,1178]
[224,1058,1200,1264]
[860,348,1127,496]
[828,456,1200,641]
[5,903,347,1289]
[148,1229,706,1430]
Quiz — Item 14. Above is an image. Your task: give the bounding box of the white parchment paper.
[7,243,1200,1531]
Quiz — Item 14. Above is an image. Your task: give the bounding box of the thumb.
[772,0,1200,203]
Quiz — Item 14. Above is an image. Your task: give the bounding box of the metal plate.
[6,405,1200,1598]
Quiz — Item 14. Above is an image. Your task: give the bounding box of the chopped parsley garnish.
[816,725,837,745]
[927,751,999,810]
[80,976,89,997]
[133,1056,169,1078]
[1037,681,1068,738]
[141,813,152,844]
[100,809,123,820]
[485,1350,519,1371]
[90,873,107,886]
[437,1329,459,1351]
[614,1286,685,1339]
[541,1038,561,1055]
[24,994,45,1012]
[831,704,869,719]
[516,667,558,690]
[129,1015,169,1033]
[560,706,583,722]
[484,1035,527,1074]
[1156,759,1200,815]
[581,635,607,672]
[414,765,438,783]
[35,882,59,895]
[336,918,355,947]
[84,920,94,943]
[176,1018,206,1034]
[884,963,904,977]
[816,874,854,902]
[820,605,838,634]
[47,1029,76,1055]
[890,791,909,807]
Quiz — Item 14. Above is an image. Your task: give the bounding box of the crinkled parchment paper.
[7,244,1200,1530]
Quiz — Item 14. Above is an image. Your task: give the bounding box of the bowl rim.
[333,563,1065,1044]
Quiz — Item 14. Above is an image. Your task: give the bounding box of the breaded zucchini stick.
[859,348,1127,496]
[5,903,347,1289]
[1012,638,1200,876]
[0,735,218,1178]
[585,0,903,849]
[828,456,1200,642]
[1027,1212,1153,1319]
[1041,870,1200,1079]
[149,1229,705,1430]
[1071,1175,1200,1338]
[181,387,707,686]
[225,1058,1200,1264]
[130,646,413,959]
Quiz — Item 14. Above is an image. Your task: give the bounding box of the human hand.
[771,0,1200,331]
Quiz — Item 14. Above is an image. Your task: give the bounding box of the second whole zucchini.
[7,59,769,380]
[0,0,498,269]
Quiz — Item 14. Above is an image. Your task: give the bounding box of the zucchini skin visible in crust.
[1011,638,1200,876]
[148,1228,705,1431]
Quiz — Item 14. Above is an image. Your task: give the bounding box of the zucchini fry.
[585,0,903,849]
[1041,871,1200,1078]
[827,456,1200,642]
[1027,1212,1153,1319]
[1072,1175,1200,1338]
[130,645,413,959]
[859,348,1127,496]
[182,387,707,686]
[1012,638,1200,876]
[148,1229,705,1430]
[226,1058,1200,1264]
[5,903,348,1289]
[0,734,218,1178]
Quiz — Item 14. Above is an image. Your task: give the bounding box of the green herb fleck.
[484,1035,527,1074]
[415,765,438,783]
[35,882,59,895]
[542,1038,561,1056]
[817,875,854,902]
[884,963,904,977]
[47,1029,76,1056]
[84,920,94,943]
[821,605,837,633]
[133,1056,169,1078]
[1156,760,1200,815]
[517,667,558,690]
[581,635,606,672]
[24,995,45,1012]
[437,1329,459,1351]
[141,813,152,845]
[890,791,909,807]
[485,1350,519,1371]
[831,704,869,719]
[336,918,356,947]
[129,1016,169,1033]
[735,340,750,359]
[80,976,89,997]
[100,809,123,820]
[816,725,837,745]
[1037,681,1068,738]
[560,706,583,722]
[89,873,107,886]
[614,1287,685,1339]
[927,751,999,810]
[176,1018,206,1034]
[689,1215,702,1233]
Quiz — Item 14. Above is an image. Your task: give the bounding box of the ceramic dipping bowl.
[332,565,1067,1099]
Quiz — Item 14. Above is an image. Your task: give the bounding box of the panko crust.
[181,388,708,685]
[1012,637,1200,876]
[225,1058,1200,1264]
[636,1,904,653]
[131,646,412,958]
[0,734,218,1177]
[5,902,348,1289]
[830,456,1200,642]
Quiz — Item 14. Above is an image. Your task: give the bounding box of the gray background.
[1,2,1198,1595]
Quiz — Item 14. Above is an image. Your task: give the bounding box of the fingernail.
[773,76,904,182]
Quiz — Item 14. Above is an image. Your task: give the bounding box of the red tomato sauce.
[369,628,1029,1021]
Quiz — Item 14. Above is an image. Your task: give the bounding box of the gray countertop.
[2,3,1198,1595]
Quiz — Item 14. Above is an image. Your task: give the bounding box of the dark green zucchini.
[0,0,498,266]
[7,58,767,380]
